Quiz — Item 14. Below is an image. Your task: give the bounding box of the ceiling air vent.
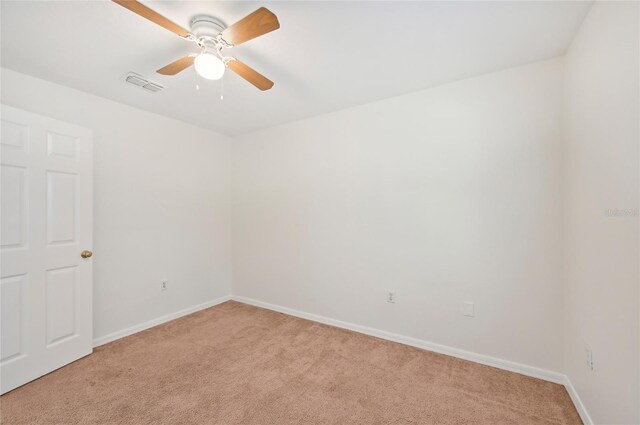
[142,82,163,92]
[121,72,165,93]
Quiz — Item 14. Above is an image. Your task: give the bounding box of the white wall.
[3,4,638,420]
[562,2,640,424]
[1,68,233,341]
[232,58,565,372]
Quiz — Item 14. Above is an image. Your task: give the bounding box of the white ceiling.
[1,1,591,136]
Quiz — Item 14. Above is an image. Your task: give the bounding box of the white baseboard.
[563,376,593,425]
[91,293,591,424]
[230,295,566,385]
[93,295,231,347]
[231,296,598,421]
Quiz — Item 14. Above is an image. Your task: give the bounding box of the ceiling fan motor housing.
[111,1,277,90]
[190,15,226,40]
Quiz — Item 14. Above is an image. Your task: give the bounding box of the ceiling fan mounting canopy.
[112,0,279,91]
[190,15,226,41]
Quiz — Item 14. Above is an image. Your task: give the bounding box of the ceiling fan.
[113,0,279,91]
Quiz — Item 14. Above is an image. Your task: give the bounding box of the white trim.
[563,376,593,425]
[93,295,231,347]
[231,296,597,420]
[231,295,566,384]
[90,293,591,423]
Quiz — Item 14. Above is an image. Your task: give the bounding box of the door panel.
[1,120,28,151]
[1,165,27,249]
[45,266,77,346]
[0,105,93,394]
[47,132,78,159]
[46,171,78,245]
[0,274,27,362]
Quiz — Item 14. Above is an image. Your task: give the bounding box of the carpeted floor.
[1,301,581,425]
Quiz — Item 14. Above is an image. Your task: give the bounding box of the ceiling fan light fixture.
[194,53,225,80]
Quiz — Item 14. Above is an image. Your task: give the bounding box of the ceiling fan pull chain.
[220,77,224,100]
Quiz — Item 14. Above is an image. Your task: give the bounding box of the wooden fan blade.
[221,8,280,46]
[113,0,190,38]
[156,55,195,75]
[228,59,274,91]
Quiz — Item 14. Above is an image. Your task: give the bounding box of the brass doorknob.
[81,250,93,259]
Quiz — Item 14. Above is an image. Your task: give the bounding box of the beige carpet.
[1,301,581,425]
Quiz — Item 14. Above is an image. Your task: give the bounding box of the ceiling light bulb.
[194,53,225,80]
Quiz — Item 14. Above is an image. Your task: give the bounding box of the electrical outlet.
[585,346,594,371]
[161,281,168,291]
[463,301,475,317]
[386,290,396,303]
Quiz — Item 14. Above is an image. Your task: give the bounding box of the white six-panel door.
[1,105,93,394]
